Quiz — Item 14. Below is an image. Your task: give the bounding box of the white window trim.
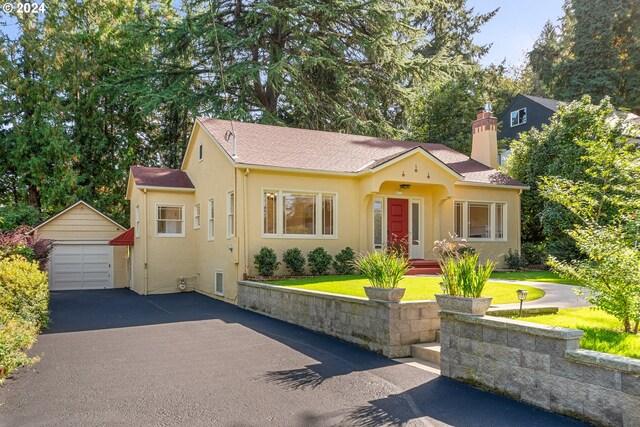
[214,268,224,296]
[198,143,203,161]
[226,190,235,239]
[154,203,185,238]
[135,205,140,238]
[194,204,201,229]
[510,107,527,127]
[453,200,507,242]
[208,198,215,241]
[261,188,338,239]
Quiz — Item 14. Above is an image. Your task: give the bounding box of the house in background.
[497,94,559,165]
[125,107,527,301]
[497,94,640,165]
[31,201,130,291]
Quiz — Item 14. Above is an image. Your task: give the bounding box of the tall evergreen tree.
[527,0,640,113]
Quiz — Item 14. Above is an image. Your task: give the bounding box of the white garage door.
[50,244,113,290]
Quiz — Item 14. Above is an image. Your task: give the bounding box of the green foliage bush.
[0,256,49,382]
[332,247,356,275]
[521,242,546,266]
[307,247,333,276]
[0,203,43,231]
[439,253,494,298]
[0,256,49,326]
[282,248,305,276]
[355,248,409,289]
[549,226,640,334]
[504,249,526,270]
[253,247,280,277]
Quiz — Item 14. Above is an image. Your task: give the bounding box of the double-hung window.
[194,204,201,229]
[227,191,235,238]
[263,190,337,238]
[156,204,185,237]
[208,198,215,241]
[453,201,506,241]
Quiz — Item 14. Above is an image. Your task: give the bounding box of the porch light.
[400,184,411,190]
[517,289,528,317]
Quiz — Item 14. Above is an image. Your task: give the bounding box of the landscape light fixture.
[517,289,528,317]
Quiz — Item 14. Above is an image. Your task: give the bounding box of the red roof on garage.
[109,227,134,246]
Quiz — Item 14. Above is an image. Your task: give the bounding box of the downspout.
[517,189,523,254]
[243,168,250,278]
[143,188,149,295]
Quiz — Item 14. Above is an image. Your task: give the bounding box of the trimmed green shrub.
[253,247,280,276]
[355,248,409,288]
[307,247,333,275]
[333,247,356,275]
[505,248,526,270]
[282,248,305,276]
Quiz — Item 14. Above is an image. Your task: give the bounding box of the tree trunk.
[27,185,40,209]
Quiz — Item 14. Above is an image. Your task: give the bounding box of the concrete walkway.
[490,280,591,310]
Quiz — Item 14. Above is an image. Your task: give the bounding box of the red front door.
[387,198,409,254]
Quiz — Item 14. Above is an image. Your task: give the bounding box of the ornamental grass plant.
[439,252,494,298]
[354,248,409,289]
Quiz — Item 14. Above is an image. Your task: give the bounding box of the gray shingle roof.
[197,118,525,187]
[521,95,559,112]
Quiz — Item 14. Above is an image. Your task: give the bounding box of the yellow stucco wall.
[129,188,196,294]
[35,202,129,288]
[182,125,239,301]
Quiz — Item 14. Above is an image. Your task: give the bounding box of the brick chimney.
[471,104,498,169]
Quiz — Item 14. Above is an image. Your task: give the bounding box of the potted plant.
[354,247,409,302]
[435,252,495,315]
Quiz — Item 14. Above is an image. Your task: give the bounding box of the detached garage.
[31,201,130,291]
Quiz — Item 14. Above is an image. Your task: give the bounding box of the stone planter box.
[435,294,492,315]
[364,287,406,302]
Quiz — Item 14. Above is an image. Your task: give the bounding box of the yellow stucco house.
[125,109,526,301]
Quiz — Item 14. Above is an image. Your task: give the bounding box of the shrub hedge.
[0,256,49,382]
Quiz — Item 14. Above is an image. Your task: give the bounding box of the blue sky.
[467,0,565,67]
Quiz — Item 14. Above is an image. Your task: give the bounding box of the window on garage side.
[156,205,184,237]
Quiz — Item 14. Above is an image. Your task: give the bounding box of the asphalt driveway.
[0,290,588,426]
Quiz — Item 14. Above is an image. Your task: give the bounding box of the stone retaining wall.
[237,280,440,358]
[440,311,640,426]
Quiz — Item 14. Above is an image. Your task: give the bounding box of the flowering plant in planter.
[354,247,409,302]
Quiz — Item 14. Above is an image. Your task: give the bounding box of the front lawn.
[522,308,640,359]
[491,270,582,286]
[267,275,544,304]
